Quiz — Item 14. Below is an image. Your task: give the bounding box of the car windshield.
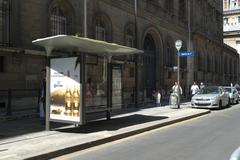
[198,87,220,94]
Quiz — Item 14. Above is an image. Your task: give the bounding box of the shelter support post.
[106,56,112,120]
[80,54,86,124]
[45,48,52,131]
[134,55,139,108]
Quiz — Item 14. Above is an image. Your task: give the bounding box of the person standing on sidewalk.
[153,90,161,107]
[39,68,46,125]
[190,82,199,97]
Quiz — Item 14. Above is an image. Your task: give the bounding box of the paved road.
[55,105,240,160]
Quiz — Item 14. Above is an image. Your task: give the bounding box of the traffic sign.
[175,40,182,51]
[179,52,194,57]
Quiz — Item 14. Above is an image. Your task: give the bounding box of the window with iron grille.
[0,0,10,46]
[50,7,67,36]
[95,18,106,41]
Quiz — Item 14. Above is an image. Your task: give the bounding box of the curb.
[26,109,210,160]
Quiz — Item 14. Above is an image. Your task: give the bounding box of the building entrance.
[143,34,156,100]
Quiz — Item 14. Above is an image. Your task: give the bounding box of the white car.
[223,86,239,104]
[191,86,230,109]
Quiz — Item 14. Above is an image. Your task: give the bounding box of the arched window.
[0,0,10,46]
[94,13,112,42]
[49,0,74,36]
[95,17,106,41]
[50,6,67,35]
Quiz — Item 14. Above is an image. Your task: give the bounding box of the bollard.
[6,89,12,116]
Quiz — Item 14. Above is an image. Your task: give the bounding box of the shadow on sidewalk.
[56,114,168,134]
[0,118,46,140]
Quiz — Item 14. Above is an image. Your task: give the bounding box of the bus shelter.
[32,35,143,130]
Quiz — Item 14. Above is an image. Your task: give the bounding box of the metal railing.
[0,89,40,116]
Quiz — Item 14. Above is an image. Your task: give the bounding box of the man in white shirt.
[191,82,199,96]
[172,82,183,95]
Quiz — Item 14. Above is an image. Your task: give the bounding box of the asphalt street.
[54,104,240,160]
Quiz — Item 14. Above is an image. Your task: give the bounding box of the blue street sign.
[179,52,194,57]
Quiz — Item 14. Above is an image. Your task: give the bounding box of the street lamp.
[175,40,182,108]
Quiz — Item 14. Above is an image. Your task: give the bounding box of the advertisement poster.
[50,57,81,122]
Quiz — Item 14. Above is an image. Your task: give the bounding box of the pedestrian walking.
[170,82,182,108]
[190,82,199,97]
[172,82,183,95]
[39,68,46,125]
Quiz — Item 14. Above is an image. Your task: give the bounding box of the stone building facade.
[0,0,238,108]
[223,0,240,53]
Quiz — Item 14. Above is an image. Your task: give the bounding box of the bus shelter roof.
[32,35,143,57]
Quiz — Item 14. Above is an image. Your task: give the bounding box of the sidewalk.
[0,103,210,160]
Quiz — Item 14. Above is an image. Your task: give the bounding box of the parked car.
[223,86,239,104]
[229,146,240,160]
[191,86,230,109]
[236,87,240,100]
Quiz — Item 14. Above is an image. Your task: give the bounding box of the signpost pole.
[177,51,180,109]
[175,40,182,109]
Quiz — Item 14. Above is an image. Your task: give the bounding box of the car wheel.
[219,100,222,109]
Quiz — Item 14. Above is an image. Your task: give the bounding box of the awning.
[32,35,143,57]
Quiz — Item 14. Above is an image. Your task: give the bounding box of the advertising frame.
[48,56,84,125]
